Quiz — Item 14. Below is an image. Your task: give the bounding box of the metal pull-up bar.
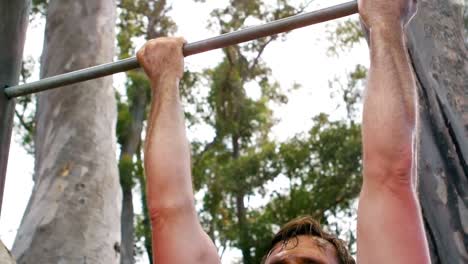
[4,1,358,98]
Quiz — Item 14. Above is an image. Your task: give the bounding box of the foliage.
[251,114,362,262]
[323,10,367,257]
[187,1,364,263]
[133,150,153,263]
[116,0,177,262]
[327,17,367,120]
[31,0,48,16]
[14,57,36,155]
[329,64,367,119]
[189,1,305,262]
[327,19,365,56]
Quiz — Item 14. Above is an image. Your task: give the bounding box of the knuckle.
[148,39,160,49]
[177,37,186,44]
[136,48,145,60]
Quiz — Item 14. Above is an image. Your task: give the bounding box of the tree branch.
[14,109,34,133]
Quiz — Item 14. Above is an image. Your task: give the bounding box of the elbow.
[144,161,195,224]
[387,149,414,179]
[363,148,415,191]
[148,198,196,225]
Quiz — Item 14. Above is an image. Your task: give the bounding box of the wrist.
[151,72,181,88]
[363,14,405,31]
[150,73,181,102]
[369,20,404,36]
[369,23,405,48]
[368,22,408,67]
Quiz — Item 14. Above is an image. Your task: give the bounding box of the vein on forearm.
[370,28,416,121]
[363,26,417,172]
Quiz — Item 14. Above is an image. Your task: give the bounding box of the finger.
[136,45,146,61]
[173,37,186,54]
[176,36,187,45]
[148,38,160,47]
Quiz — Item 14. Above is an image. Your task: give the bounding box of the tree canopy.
[14,1,367,263]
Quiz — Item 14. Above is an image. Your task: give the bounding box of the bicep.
[357,175,431,264]
[151,206,220,264]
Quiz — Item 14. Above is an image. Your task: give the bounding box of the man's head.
[262,216,355,264]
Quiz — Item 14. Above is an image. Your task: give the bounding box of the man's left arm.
[356,0,431,263]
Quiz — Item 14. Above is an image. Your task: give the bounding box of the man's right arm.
[357,0,431,263]
[138,38,219,264]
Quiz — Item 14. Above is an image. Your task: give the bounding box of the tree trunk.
[0,240,16,264]
[118,2,171,260]
[406,0,467,263]
[12,0,121,263]
[232,135,252,264]
[136,156,153,264]
[120,189,134,264]
[236,192,252,264]
[120,84,147,264]
[0,0,29,216]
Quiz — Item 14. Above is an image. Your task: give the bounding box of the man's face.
[264,235,339,264]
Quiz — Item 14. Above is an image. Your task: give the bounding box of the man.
[136,0,431,263]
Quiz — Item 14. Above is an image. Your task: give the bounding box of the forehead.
[266,235,339,264]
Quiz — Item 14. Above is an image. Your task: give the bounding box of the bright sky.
[0,0,369,263]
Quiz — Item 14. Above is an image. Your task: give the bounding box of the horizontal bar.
[5,1,358,98]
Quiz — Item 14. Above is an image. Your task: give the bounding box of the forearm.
[363,24,417,186]
[137,37,219,264]
[144,76,194,212]
[358,23,430,263]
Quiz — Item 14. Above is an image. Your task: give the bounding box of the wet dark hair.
[261,216,356,264]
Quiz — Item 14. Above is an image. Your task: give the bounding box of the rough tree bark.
[0,0,29,261]
[0,240,16,264]
[12,0,122,263]
[119,86,146,264]
[232,134,252,264]
[120,186,135,264]
[406,0,467,263]
[0,0,29,216]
